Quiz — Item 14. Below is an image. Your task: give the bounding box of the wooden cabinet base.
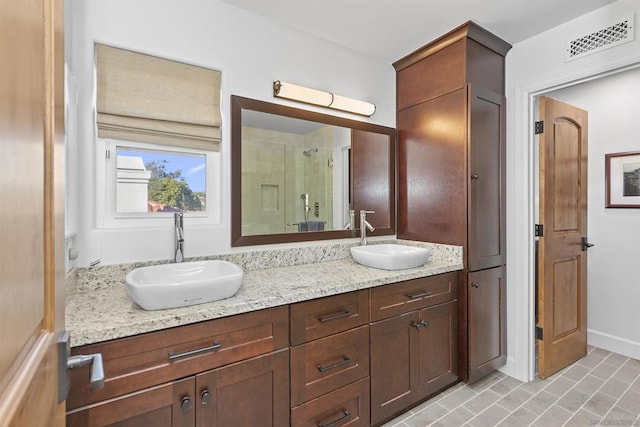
[66,377,195,427]
[467,267,506,383]
[197,349,290,427]
[370,301,458,425]
[67,350,289,427]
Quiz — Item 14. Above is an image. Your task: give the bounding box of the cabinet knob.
[471,173,479,180]
[411,321,422,330]
[201,389,212,405]
[420,320,429,328]
[471,282,480,288]
[181,396,193,412]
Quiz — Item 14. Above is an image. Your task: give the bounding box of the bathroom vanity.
[65,242,462,426]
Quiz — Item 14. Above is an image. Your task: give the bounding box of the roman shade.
[96,44,222,151]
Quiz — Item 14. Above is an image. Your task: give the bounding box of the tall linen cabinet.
[394,22,511,383]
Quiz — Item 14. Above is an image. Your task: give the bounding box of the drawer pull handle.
[406,290,431,299]
[168,342,221,360]
[318,410,351,427]
[317,356,351,373]
[318,310,351,323]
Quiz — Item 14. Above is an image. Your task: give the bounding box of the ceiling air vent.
[566,14,635,61]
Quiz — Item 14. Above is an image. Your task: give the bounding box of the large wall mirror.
[231,95,396,246]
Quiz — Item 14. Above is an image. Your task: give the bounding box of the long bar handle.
[318,411,352,427]
[406,290,431,299]
[169,342,221,360]
[317,356,351,373]
[318,310,351,323]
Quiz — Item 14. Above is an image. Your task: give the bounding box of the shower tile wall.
[241,126,335,235]
[241,127,297,235]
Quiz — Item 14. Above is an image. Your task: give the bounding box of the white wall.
[505,0,640,380]
[68,0,395,267]
[547,68,640,360]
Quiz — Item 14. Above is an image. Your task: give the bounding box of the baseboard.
[497,355,526,382]
[588,329,640,360]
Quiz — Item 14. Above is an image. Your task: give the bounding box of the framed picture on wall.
[606,151,640,208]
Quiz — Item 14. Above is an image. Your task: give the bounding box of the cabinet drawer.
[370,272,458,321]
[291,378,370,427]
[291,326,369,407]
[291,290,369,345]
[68,306,289,410]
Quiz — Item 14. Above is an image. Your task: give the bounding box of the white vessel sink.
[125,260,243,310]
[350,244,430,271]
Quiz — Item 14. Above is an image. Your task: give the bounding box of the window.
[94,45,222,229]
[116,147,206,214]
[99,139,220,228]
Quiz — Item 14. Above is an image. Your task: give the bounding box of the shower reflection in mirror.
[240,113,352,235]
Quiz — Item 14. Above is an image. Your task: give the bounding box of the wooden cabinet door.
[467,267,506,383]
[66,377,195,427]
[419,301,459,396]
[370,312,420,425]
[468,86,506,271]
[195,349,290,427]
[397,88,468,246]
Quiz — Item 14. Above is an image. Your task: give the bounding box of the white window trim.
[96,138,221,229]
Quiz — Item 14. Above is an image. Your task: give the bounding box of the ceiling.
[220,0,618,63]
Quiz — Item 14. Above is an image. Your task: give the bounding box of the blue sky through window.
[118,148,206,192]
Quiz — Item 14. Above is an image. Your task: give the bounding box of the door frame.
[506,57,640,382]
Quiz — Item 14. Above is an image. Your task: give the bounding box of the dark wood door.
[537,96,589,379]
[419,301,459,396]
[66,377,195,427]
[397,88,467,246]
[196,349,290,427]
[370,311,420,425]
[468,86,506,271]
[468,267,506,383]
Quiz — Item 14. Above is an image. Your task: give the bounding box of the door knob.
[67,354,105,391]
[582,237,595,251]
[58,330,105,404]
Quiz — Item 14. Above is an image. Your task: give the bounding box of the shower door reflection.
[240,119,351,235]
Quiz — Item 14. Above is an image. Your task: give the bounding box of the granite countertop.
[66,241,463,348]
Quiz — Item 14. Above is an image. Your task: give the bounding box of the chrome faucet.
[360,210,376,245]
[174,212,184,263]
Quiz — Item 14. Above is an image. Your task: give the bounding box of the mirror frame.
[231,95,396,247]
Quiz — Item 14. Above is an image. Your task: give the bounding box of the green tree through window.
[146,160,205,211]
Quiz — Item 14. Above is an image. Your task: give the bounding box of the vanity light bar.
[273,80,376,117]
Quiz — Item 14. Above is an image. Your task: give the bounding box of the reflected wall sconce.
[273,80,376,117]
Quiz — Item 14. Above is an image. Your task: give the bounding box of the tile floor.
[383,346,640,427]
